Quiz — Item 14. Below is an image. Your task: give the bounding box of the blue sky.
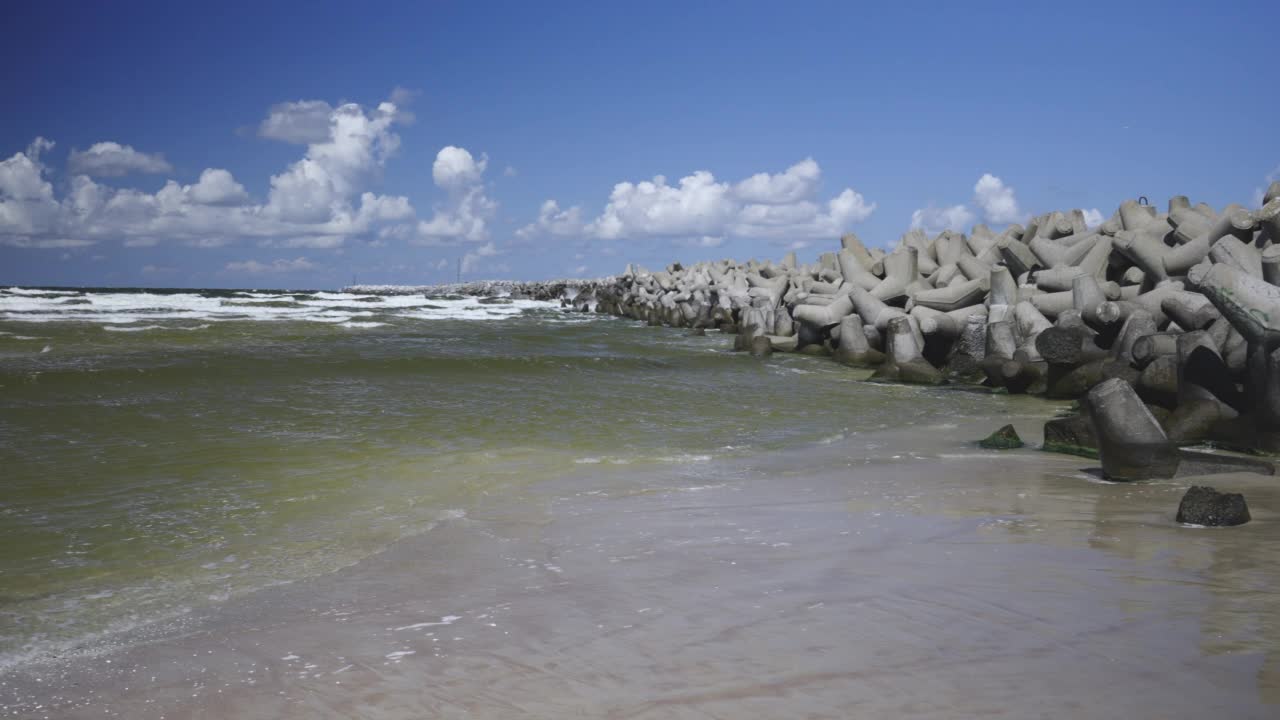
[2,0,1277,288]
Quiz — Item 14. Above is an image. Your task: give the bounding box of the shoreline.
[4,415,1278,718]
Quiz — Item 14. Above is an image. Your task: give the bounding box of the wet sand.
[4,416,1279,719]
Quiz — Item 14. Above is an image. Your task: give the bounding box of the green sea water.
[0,286,1040,669]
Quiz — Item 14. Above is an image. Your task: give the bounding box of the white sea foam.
[103,324,169,332]
[394,615,461,631]
[0,288,562,328]
[339,321,388,329]
[657,454,713,463]
[4,287,80,296]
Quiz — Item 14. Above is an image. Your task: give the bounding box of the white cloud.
[460,241,499,274]
[909,204,975,234]
[413,187,494,243]
[432,146,487,190]
[433,258,449,271]
[520,158,873,243]
[264,102,403,224]
[1082,208,1105,228]
[187,168,249,205]
[909,173,1027,235]
[1253,165,1280,207]
[258,100,334,144]
[224,257,316,274]
[67,142,172,177]
[589,171,734,240]
[1,95,415,250]
[733,157,820,204]
[571,264,588,275]
[0,148,54,202]
[26,138,55,164]
[412,146,496,245]
[2,237,94,249]
[972,173,1022,224]
[516,199,585,238]
[257,236,346,249]
[0,146,60,240]
[503,165,517,178]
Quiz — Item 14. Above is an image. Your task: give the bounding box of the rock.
[1175,486,1250,526]
[687,327,707,336]
[979,424,1024,449]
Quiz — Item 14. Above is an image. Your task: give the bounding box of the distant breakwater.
[344,279,612,302]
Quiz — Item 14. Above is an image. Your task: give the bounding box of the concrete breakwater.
[570,185,1280,488]
[345,279,610,302]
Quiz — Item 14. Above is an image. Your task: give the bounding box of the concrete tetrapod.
[833,314,884,367]
[1084,378,1179,481]
[871,315,944,385]
[1189,261,1280,349]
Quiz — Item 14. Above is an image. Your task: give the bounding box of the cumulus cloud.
[258,100,335,144]
[224,257,316,274]
[1,95,415,250]
[519,158,873,243]
[733,157,820,204]
[909,204,976,234]
[1082,208,1106,228]
[516,199,585,238]
[432,146,487,190]
[410,146,497,246]
[909,173,1023,234]
[0,144,62,242]
[264,102,404,224]
[186,168,249,206]
[67,142,172,177]
[972,173,1022,224]
[460,241,499,274]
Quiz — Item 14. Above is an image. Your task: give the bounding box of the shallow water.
[2,287,1278,718]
